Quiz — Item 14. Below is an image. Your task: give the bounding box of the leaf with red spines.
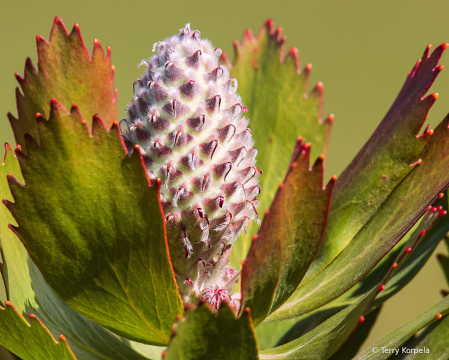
[272,108,449,321]
[308,43,448,281]
[228,20,333,269]
[258,210,449,359]
[0,144,162,359]
[240,139,335,326]
[5,100,182,345]
[0,302,77,360]
[8,17,117,154]
[262,202,448,349]
[163,302,258,360]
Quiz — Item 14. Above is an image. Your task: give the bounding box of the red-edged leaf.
[5,100,183,345]
[259,211,445,359]
[0,301,77,360]
[272,110,449,321]
[228,20,333,269]
[306,44,448,281]
[8,17,117,154]
[240,139,335,326]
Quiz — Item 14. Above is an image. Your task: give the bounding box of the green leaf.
[259,287,378,359]
[164,303,259,360]
[228,20,332,269]
[5,101,183,345]
[0,145,153,359]
[270,110,449,321]
[255,318,297,351]
[354,296,449,360]
[372,206,449,309]
[272,207,447,348]
[8,17,117,154]
[240,139,334,326]
[305,43,446,282]
[0,302,77,360]
[399,314,449,360]
[129,343,165,360]
[328,306,382,360]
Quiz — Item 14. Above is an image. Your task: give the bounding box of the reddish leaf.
[272,112,449,321]
[8,17,117,153]
[240,139,335,326]
[5,100,183,345]
[307,44,448,280]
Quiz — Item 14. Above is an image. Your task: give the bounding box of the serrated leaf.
[5,101,183,345]
[8,17,117,154]
[228,20,332,269]
[0,145,153,359]
[164,303,259,360]
[306,43,447,282]
[355,296,449,360]
[0,302,77,360]
[240,139,334,326]
[400,314,449,360]
[259,286,378,360]
[271,110,449,321]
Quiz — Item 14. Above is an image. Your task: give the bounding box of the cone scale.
[120,24,261,308]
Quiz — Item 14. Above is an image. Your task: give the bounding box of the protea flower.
[1,18,449,360]
[119,24,260,307]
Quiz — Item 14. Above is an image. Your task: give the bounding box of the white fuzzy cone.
[120,24,261,308]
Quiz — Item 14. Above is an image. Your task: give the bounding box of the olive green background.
[1,0,449,354]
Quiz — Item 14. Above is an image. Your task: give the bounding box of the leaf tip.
[264,19,274,29]
[54,16,63,25]
[243,28,256,43]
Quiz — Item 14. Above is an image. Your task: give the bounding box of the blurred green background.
[1,0,449,353]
